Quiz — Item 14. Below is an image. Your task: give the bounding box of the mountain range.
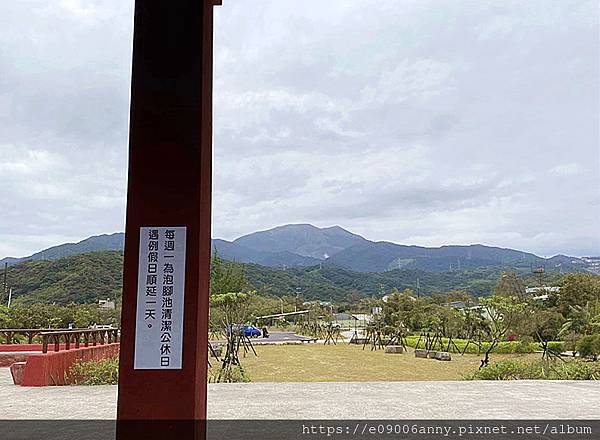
[0,224,588,274]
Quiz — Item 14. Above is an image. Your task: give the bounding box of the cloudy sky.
[0,0,598,259]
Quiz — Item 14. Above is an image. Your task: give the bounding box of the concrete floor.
[1,369,599,420]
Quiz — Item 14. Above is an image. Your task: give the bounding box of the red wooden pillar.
[116,1,220,439]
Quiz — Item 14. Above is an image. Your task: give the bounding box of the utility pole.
[2,262,7,305]
[295,287,301,312]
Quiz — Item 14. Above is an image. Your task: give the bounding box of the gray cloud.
[0,0,598,258]
[0,0,132,256]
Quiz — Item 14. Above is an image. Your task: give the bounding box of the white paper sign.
[134,226,187,369]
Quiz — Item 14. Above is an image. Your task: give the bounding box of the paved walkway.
[1,369,599,420]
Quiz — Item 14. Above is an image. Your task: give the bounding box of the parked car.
[226,324,262,338]
[242,325,261,338]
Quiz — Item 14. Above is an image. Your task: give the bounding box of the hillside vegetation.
[0,251,563,305]
[4,252,123,304]
[243,264,542,300]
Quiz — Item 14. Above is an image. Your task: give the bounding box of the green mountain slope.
[0,251,563,305]
[243,264,560,300]
[325,241,580,273]
[4,251,123,305]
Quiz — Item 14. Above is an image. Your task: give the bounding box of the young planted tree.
[209,252,256,382]
[478,295,527,368]
[526,308,565,360]
[210,290,256,382]
[461,307,488,355]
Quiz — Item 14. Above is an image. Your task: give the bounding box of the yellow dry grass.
[236,343,539,382]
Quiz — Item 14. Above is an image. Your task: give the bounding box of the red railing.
[1,328,86,344]
[40,328,120,354]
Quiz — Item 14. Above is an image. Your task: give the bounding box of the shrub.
[69,357,119,385]
[550,361,600,380]
[465,359,600,381]
[405,336,563,354]
[209,365,251,383]
[547,341,565,353]
[464,360,543,380]
[576,334,600,360]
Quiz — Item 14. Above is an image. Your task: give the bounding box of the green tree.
[4,303,120,330]
[493,272,525,298]
[210,252,248,296]
[558,300,600,356]
[0,305,10,328]
[559,301,600,337]
[446,290,475,305]
[558,273,600,315]
[479,295,528,368]
[383,289,430,331]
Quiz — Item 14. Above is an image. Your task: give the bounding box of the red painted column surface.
[116,1,219,439]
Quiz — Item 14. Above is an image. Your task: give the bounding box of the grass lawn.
[232,343,540,382]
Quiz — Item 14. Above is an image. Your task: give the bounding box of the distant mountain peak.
[321,225,361,236]
[322,225,348,232]
[1,224,588,274]
[233,223,368,260]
